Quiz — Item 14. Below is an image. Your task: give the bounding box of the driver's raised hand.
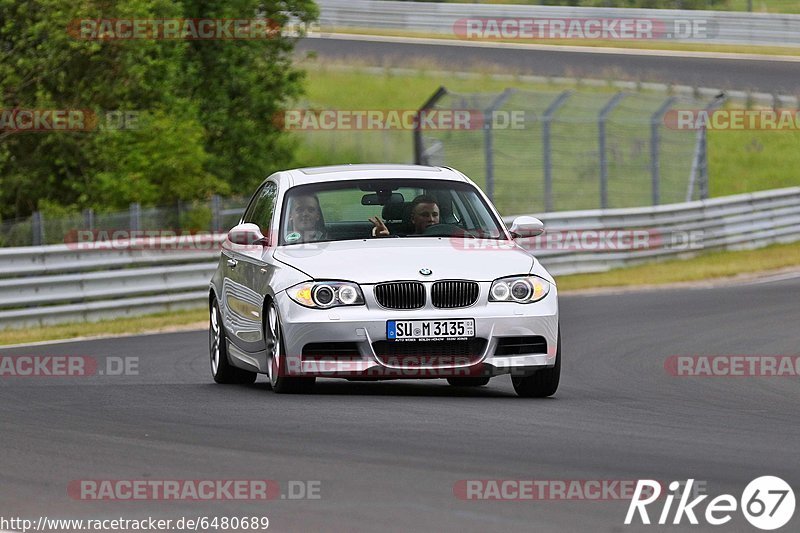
[369,216,390,237]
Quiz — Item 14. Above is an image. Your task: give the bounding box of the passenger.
[369,195,440,237]
[286,194,326,243]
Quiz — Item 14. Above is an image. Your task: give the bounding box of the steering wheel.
[421,223,476,238]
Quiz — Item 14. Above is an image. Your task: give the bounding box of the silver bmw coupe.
[209,164,560,397]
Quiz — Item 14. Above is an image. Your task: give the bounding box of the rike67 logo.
[625,477,795,530]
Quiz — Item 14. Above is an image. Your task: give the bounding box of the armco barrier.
[1,187,800,329]
[317,0,800,48]
[503,187,800,275]
[0,235,224,329]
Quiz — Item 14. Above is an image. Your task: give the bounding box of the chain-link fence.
[415,88,722,214]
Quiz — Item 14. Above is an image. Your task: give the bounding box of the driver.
[370,195,439,237]
[287,194,327,243]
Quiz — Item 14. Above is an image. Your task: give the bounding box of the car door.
[222,181,278,354]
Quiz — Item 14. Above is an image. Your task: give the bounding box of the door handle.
[227,258,238,268]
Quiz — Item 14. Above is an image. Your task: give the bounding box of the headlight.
[287,281,365,309]
[489,276,550,303]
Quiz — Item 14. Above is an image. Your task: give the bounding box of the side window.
[243,182,278,233]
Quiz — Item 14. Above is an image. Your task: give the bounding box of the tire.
[447,377,490,387]
[209,299,257,385]
[265,301,315,394]
[512,329,561,398]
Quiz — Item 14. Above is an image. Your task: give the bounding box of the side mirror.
[228,223,268,246]
[509,216,544,238]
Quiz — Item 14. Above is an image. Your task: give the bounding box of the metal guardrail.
[0,237,223,329]
[317,0,800,47]
[1,187,799,329]
[503,187,800,275]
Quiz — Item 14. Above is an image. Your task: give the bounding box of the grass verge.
[0,307,206,347]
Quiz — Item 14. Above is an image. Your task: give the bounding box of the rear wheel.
[265,301,315,394]
[446,377,490,387]
[209,300,257,385]
[512,329,561,398]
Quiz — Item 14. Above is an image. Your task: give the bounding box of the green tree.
[0,0,317,219]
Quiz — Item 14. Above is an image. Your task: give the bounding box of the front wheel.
[209,300,257,385]
[512,329,561,398]
[265,301,315,394]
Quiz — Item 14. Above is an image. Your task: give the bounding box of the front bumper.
[276,282,558,379]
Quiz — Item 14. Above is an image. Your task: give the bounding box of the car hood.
[272,238,535,284]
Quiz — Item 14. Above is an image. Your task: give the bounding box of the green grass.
[556,240,800,291]
[0,307,206,347]
[709,129,800,196]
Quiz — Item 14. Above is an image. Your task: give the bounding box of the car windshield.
[279,179,506,245]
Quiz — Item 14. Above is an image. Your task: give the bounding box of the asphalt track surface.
[2,275,799,532]
[296,36,800,94]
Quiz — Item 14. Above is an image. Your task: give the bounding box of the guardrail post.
[211,195,221,233]
[650,96,676,206]
[31,211,44,246]
[542,90,572,212]
[598,92,626,209]
[483,88,517,202]
[130,202,141,232]
[414,86,448,165]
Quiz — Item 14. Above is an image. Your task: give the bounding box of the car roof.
[279,164,468,188]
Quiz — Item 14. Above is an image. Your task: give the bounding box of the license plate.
[387,319,475,341]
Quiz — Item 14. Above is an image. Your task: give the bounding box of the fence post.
[687,93,725,201]
[31,211,44,246]
[211,195,221,233]
[83,208,95,232]
[483,88,517,202]
[542,90,572,212]
[598,92,625,210]
[414,86,448,165]
[650,96,676,206]
[698,128,710,200]
[130,202,141,232]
